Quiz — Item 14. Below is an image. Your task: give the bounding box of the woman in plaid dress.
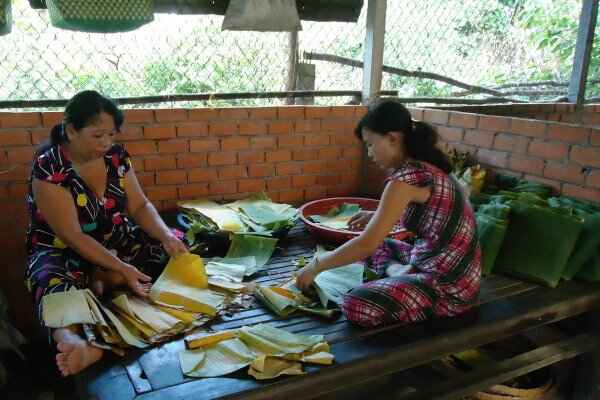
[297,99,481,327]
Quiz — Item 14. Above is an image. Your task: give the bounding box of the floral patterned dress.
[25,143,169,328]
[341,161,482,327]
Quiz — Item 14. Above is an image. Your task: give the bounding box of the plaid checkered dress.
[342,161,481,327]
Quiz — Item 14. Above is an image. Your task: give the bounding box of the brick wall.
[414,107,600,202]
[0,105,365,334]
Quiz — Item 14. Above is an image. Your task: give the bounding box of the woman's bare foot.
[55,337,103,377]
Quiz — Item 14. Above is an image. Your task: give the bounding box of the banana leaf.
[494,201,583,288]
[476,213,508,275]
[225,234,278,273]
[313,262,364,307]
[576,252,600,282]
[180,338,255,378]
[310,203,361,230]
[238,324,323,356]
[226,193,298,234]
[205,257,256,282]
[178,199,247,233]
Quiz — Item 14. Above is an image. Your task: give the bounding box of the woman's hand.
[296,258,319,293]
[161,232,188,258]
[348,211,374,231]
[120,263,152,298]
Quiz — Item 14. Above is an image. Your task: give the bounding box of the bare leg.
[53,326,103,377]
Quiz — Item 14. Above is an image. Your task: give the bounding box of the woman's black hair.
[45,90,123,149]
[354,98,452,173]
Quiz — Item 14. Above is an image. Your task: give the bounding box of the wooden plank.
[362,0,386,104]
[124,355,153,394]
[398,334,600,400]
[568,0,599,107]
[75,357,135,400]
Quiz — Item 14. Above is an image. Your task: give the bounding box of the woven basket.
[47,0,154,33]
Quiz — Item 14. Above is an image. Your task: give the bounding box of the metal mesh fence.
[0,0,593,108]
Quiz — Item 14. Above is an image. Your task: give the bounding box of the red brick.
[250,137,276,149]
[331,133,358,146]
[478,115,510,132]
[327,159,348,173]
[423,109,449,125]
[528,140,568,161]
[508,155,545,175]
[188,108,219,121]
[321,120,350,134]
[6,147,34,164]
[510,118,547,138]
[328,184,359,197]
[562,184,600,203]
[317,175,340,185]
[238,179,266,193]
[31,129,49,145]
[292,175,317,187]
[544,162,585,184]
[266,150,292,163]
[157,170,187,185]
[342,147,362,159]
[188,168,218,182]
[41,112,63,128]
[267,176,291,190]
[249,164,274,177]
[276,162,302,176]
[238,151,265,164]
[210,122,238,136]
[124,109,154,124]
[295,119,320,133]
[144,157,176,171]
[218,165,247,180]
[219,108,249,120]
[319,147,341,160]
[303,161,327,174]
[547,124,589,143]
[437,126,464,142]
[269,121,293,135]
[0,184,10,198]
[476,149,508,168]
[463,130,495,148]
[293,149,319,161]
[177,123,209,137]
[222,137,250,151]
[0,113,41,128]
[583,113,600,126]
[155,109,188,122]
[190,139,219,152]
[328,106,355,118]
[119,126,144,141]
[137,172,154,187]
[158,140,188,154]
[493,133,529,154]
[449,112,478,129]
[304,134,330,147]
[356,106,369,118]
[178,184,209,199]
[305,107,331,119]
[249,107,277,119]
[278,106,305,119]
[586,170,600,189]
[144,126,176,139]
[239,121,267,136]
[131,158,144,171]
[278,136,304,147]
[279,189,304,203]
[124,141,156,155]
[145,187,178,201]
[304,187,328,201]
[0,130,31,146]
[570,146,600,168]
[177,154,207,169]
[8,183,28,198]
[209,181,238,195]
[208,152,237,166]
[591,129,600,146]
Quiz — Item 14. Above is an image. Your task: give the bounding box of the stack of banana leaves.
[470,175,597,288]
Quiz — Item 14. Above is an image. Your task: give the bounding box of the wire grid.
[0,0,592,107]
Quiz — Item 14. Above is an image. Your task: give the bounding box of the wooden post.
[568,0,598,111]
[362,0,386,105]
[286,31,299,105]
[295,63,316,105]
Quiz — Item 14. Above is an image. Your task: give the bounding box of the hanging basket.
[46,0,154,33]
[0,0,12,36]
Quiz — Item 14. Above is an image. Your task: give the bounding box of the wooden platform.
[76,223,600,400]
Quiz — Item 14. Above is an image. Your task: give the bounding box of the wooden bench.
[76,222,600,400]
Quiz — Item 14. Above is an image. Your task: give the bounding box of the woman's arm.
[124,168,187,257]
[297,181,429,291]
[32,179,151,297]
